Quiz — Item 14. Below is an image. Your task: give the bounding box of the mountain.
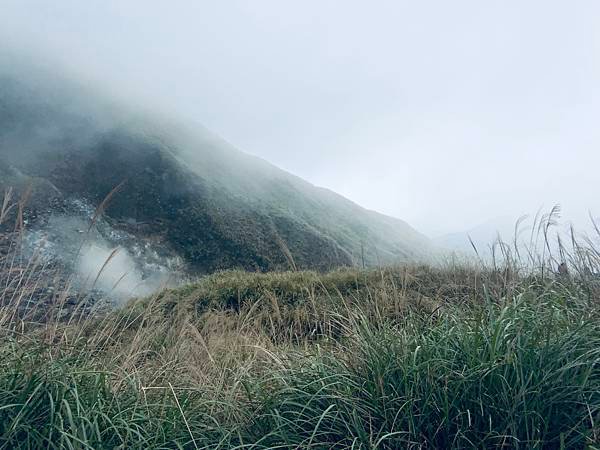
[0,61,432,295]
[434,217,521,257]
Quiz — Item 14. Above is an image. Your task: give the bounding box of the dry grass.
[1,189,600,448]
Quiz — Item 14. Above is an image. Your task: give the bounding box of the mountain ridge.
[0,62,432,287]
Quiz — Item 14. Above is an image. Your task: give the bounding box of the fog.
[21,200,184,302]
[1,0,599,238]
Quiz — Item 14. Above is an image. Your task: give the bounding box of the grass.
[1,191,600,448]
[245,293,600,449]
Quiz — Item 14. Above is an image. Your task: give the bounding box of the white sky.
[2,1,599,236]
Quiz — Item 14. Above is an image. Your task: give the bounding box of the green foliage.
[2,276,600,448]
[245,294,600,449]
[0,344,236,449]
[2,216,600,450]
[165,269,371,311]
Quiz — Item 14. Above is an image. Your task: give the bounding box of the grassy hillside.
[1,205,600,448]
[1,62,599,449]
[0,67,432,276]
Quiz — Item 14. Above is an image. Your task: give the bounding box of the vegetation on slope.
[0,67,432,274]
[1,197,600,448]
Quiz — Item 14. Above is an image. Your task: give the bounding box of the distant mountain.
[0,62,432,293]
[434,217,520,257]
[435,212,590,265]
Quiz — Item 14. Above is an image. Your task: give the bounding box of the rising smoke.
[0,53,188,302]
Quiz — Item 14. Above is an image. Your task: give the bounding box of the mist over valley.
[0,3,599,448]
[0,57,432,300]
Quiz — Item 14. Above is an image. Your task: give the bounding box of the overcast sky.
[1,1,599,236]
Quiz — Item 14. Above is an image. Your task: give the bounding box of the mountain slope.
[0,62,432,280]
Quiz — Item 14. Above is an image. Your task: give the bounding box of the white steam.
[24,201,183,303]
[77,242,168,300]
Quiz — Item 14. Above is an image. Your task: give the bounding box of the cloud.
[1,0,599,237]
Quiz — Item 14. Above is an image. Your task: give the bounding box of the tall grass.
[245,293,600,448]
[1,188,600,448]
